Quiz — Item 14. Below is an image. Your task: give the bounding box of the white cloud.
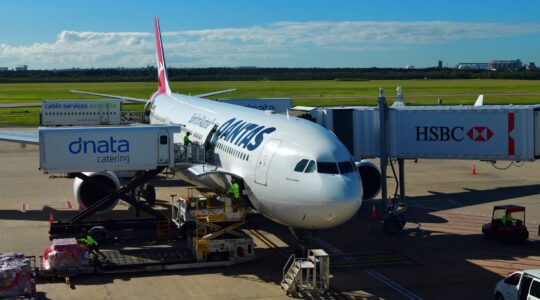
[0,21,538,68]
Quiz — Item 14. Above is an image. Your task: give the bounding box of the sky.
[0,0,539,69]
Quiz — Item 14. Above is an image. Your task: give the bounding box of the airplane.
[0,17,382,236]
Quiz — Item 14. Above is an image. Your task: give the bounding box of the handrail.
[283,254,296,278]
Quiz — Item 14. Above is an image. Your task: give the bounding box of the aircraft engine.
[73,171,121,213]
[355,160,382,201]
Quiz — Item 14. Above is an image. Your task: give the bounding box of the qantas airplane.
[0,18,382,233]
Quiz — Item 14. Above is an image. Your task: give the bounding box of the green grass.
[0,79,539,125]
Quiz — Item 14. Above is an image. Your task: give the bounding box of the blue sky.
[1,0,539,69]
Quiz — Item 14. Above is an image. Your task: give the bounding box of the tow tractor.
[482,205,529,243]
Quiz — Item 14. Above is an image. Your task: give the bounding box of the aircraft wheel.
[398,214,406,229]
[145,184,156,206]
[383,217,402,235]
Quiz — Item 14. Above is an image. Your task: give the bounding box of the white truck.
[494,269,540,300]
[39,125,180,173]
[41,100,122,126]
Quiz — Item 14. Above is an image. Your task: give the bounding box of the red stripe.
[508,112,515,132]
[509,136,515,156]
[67,201,73,209]
[21,203,27,212]
[508,113,515,156]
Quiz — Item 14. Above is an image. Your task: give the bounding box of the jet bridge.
[295,88,540,233]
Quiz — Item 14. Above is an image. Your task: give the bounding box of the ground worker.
[227,179,241,199]
[79,232,106,259]
[184,132,193,145]
[226,179,241,212]
[501,212,514,226]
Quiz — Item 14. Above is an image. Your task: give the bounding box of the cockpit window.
[317,162,339,174]
[294,159,309,172]
[304,160,316,173]
[338,161,355,174]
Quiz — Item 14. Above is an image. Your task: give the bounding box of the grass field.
[0,79,539,125]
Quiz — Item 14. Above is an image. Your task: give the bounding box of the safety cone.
[371,204,377,219]
[472,163,477,175]
[49,212,54,225]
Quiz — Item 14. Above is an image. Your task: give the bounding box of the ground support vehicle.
[494,269,540,300]
[482,205,529,243]
[172,187,255,262]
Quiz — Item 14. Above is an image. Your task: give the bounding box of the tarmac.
[2,126,540,299]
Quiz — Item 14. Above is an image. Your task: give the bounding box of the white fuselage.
[150,92,362,229]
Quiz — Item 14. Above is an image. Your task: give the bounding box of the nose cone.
[319,174,363,228]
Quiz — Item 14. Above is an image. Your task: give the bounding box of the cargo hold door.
[254,139,281,186]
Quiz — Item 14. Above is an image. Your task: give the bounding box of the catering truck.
[41,100,122,126]
[39,125,180,173]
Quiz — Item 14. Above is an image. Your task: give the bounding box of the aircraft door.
[254,139,282,186]
[158,129,171,164]
[100,104,110,125]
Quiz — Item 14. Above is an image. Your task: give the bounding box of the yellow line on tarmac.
[248,229,287,259]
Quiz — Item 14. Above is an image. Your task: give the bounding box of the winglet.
[154,17,171,95]
[474,95,484,107]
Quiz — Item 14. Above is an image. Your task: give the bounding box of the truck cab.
[494,269,540,300]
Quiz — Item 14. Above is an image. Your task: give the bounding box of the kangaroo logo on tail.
[154,17,171,95]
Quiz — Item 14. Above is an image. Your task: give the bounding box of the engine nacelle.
[355,160,382,201]
[73,171,121,213]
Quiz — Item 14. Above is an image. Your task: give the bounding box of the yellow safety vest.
[227,183,240,198]
[184,135,191,145]
[83,235,98,246]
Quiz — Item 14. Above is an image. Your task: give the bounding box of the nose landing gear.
[289,227,315,256]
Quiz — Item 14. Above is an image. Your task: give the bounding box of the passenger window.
[317,162,339,174]
[504,273,522,286]
[338,161,354,174]
[304,160,316,173]
[294,159,309,172]
[531,281,540,297]
[159,135,168,145]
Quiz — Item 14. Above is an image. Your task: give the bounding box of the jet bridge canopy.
[308,104,540,161]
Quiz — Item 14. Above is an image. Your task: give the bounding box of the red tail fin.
[154,17,171,95]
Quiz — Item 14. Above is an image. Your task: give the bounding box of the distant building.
[14,65,28,71]
[457,63,488,70]
[438,60,443,69]
[0,67,8,71]
[405,65,415,69]
[488,59,522,71]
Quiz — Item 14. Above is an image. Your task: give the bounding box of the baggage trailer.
[31,241,254,283]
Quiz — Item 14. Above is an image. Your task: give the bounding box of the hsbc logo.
[467,127,493,141]
[416,126,494,142]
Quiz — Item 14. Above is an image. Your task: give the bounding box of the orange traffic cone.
[371,204,377,219]
[49,212,54,225]
[472,163,477,175]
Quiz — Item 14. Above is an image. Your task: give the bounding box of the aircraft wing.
[194,89,236,99]
[0,131,39,144]
[70,90,148,104]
